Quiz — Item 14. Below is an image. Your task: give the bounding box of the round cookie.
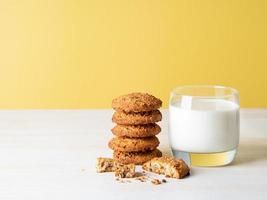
[108,136,159,152]
[112,93,162,113]
[112,110,162,125]
[113,149,162,165]
[111,123,161,138]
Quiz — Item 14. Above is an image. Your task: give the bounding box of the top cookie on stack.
[112,92,162,113]
[110,93,163,165]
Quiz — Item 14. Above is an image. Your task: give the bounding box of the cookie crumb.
[162,179,167,183]
[151,179,161,185]
[135,175,147,182]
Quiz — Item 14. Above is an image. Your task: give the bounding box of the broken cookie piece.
[142,156,190,179]
[96,157,117,173]
[115,163,135,178]
[96,157,136,178]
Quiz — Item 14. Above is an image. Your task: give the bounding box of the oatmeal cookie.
[108,136,160,152]
[112,110,162,125]
[113,149,162,165]
[111,123,161,138]
[112,93,162,113]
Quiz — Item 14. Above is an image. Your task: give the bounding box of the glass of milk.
[169,85,239,166]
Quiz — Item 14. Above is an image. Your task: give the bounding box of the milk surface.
[169,98,239,153]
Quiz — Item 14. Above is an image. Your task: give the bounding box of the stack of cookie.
[109,93,163,165]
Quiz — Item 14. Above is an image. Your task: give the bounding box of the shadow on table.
[232,139,267,165]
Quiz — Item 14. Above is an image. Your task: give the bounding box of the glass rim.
[171,85,239,99]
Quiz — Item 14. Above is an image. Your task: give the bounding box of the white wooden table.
[0,109,266,200]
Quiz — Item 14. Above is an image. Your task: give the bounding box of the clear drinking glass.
[168,85,239,166]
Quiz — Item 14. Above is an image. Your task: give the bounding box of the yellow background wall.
[0,0,266,108]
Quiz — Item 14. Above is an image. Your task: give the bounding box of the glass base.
[171,148,237,167]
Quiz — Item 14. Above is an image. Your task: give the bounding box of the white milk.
[169,99,239,153]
